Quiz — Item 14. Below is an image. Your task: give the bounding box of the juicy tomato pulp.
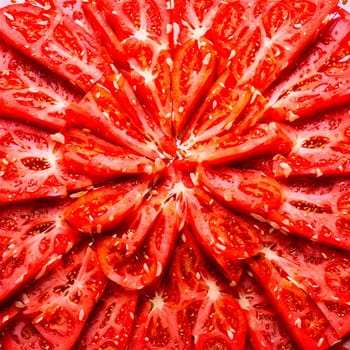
[0,0,350,350]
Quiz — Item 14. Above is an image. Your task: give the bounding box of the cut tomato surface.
[259,230,350,337]
[250,257,338,350]
[63,128,159,180]
[1,242,107,349]
[65,176,151,235]
[0,38,83,131]
[183,121,292,165]
[76,281,139,349]
[96,0,174,139]
[0,120,92,204]
[267,8,350,121]
[0,199,81,305]
[227,0,339,91]
[237,272,296,350]
[0,0,349,348]
[0,3,111,91]
[271,107,350,178]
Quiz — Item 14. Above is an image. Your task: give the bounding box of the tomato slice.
[130,228,247,349]
[237,272,296,350]
[259,230,350,337]
[227,0,338,91]
[172,37,216,135]
[268,8,350,121]
[0,3,111,91]
[66,79,164,160]
[76,281,139,349]
[96,169,178,264]
[0,120,92,204]
[2,243,107,349]
[2,320,54,350]
[259,177,350,250]
[250,257,338,350]
[98,196,182,290]
[183,122,292,165]
[271,107,350,178]
[198,166,283,216]
[0,38,83,131]
[63,128,159,180]
[65,177,151,235]
[182,70,266,145]
[206,0,248,74]
[0,199,81,304]
[186,187,263,261]
[97,0,174,139]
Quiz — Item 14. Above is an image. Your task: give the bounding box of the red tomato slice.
[260,231,350,337]
[182,70,266,145]
[227,0,338,90]
[22,243,106,349]
[250,257,338,350]
[63,128,159,180]
[0,38,83,131]
[76,281,139,349]
[130,228,247,349]
[0,120,92,204]
[186,187,263,261]
[0,3,111,91]
[98,196,182,290]
[66,79,164,160]
[206,0,248,74]
[172,37,216,135]
[65,177,151,235]
[1,243,107,349]
[183,122,292,165]
[0,199,81,304]
[260,177,350,250]
[97,0,174,139]
[198,166,283,216]
[271,107,350,178]
[268,8,350,121]
[2,320,54,350]
[96,169,178,264]
[237,272,296,350]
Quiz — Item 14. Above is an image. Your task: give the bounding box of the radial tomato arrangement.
[0,0,350,349]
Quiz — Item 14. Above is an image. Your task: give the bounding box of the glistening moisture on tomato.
[0,0,350,349]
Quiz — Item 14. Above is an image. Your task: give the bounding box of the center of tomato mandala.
[0,0,350,349]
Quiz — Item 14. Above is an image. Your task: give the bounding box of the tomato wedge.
[0,3,111,91]
[261,177,350,250]
[271,107,350,178]
[63,128,158,180]
[130,229,247,349]
[66,78,163,160]
[259,230,350,338]
[250,257,338,350]
[182,70,266,145]
[198,166,283,216]
[237,272,296,350]
[65,177,151,235]
[172,37,216,135]
[0,199,81,304]
[0,120,92,204]
[183,122,292,165]
[0,37,83,131]
[268,8,350,121]
[77,281,139,349]
[1,243,107,350]
[227,0,339,90]
[97,0,174,139]
[97,196,182,290]
[186,186,263,261]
